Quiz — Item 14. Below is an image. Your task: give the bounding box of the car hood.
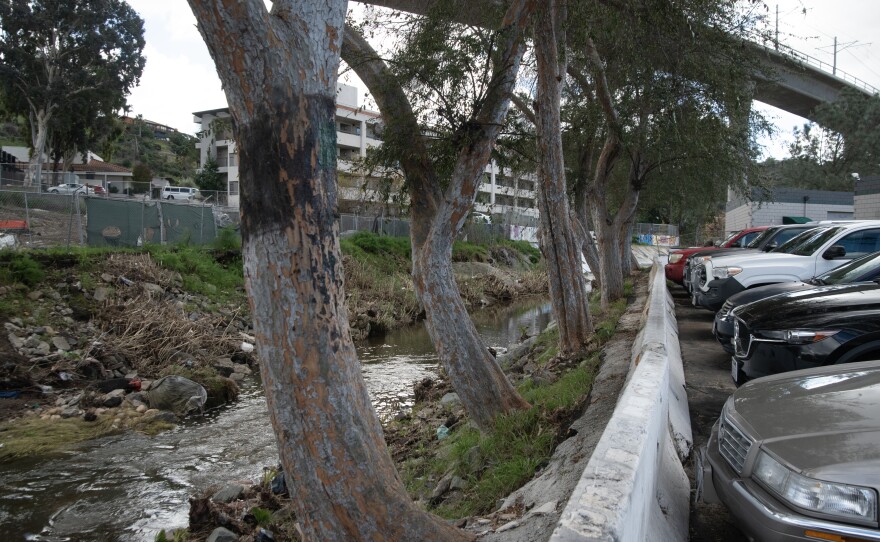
[688,247,760,260]
[707,251,806,268]
[733,282,880,329]
[725,281,814,309]
[733,361,880,485]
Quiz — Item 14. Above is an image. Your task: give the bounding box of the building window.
[229,181,240,196]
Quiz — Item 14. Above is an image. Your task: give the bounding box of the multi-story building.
[193,83,539,222]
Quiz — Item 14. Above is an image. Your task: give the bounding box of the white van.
[162,186,200,200]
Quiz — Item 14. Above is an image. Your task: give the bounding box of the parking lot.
[671,285,748,541]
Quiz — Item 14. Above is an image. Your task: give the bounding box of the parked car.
[698,360,880,542]
[729,282,880,385]
[88,184,106,195]
[693,221,880,311]
[682,224,818,293]
[664,226,768,285]
[162,186,201,200]
[49,183,93,195]
[713,250,880,353]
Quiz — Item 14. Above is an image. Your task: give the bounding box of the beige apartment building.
[193,84,539,222]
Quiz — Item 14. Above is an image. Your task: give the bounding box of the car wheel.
[50,189,59,193]
[167,195,174,199]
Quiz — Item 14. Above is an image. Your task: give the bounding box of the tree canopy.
[0,0,146,181]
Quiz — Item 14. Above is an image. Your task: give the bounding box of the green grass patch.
[145,245,243,301]
[451,240,489,262]
[0,415,118,462]
[0,252,46,286]
[499,239,542,263]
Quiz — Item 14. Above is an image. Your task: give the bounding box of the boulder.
[143,409,177,424]
[206,527,239,542]
[100,389,126,407]
[93,287,111,302]
[51,336,71,352]
[440,392,461,408]
[212,357,236,377]
[145,375,207,416]
[211,483,245,503]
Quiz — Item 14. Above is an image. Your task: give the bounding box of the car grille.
[718,415,753,474]
[733,319,751,358]
[719,299,734,317]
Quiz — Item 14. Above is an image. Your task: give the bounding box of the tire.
[167,195,174,200]
[50,189,59,193]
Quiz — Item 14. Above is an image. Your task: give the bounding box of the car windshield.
[746,227,777,248]
[790,226,846,256]
[816,251,880,284]
[773,227,829,254]
[720,231,740,245]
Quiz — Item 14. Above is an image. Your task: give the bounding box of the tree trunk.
[27,108,51,187]
[533,0,593,355]
[412,216,530,429]
[188,1,467,540]
[341,3,535,431]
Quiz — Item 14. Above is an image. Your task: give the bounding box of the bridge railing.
[743,31,879,96]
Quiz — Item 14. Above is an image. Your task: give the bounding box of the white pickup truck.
[693,221,880,311]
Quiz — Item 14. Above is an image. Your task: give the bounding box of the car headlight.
[669,253,683,264]
[782,330,840,344]
[753,450,877,523]
[712,266,743,280]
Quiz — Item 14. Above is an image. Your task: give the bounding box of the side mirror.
[822,245,846,260]
[714,240,722,247]
[762,243,778,252]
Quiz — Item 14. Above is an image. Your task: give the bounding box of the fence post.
[24,192,32,246]
[200,203,205,245]
[66,194,75,250]
[157,199,166,245]
[77,192,85,246]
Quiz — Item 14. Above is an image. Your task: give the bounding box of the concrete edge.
[549,261,692,541]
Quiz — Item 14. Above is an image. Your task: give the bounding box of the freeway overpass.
[361,0,878,123]
[749,38,878,122]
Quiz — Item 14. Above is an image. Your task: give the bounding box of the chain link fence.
[0,188,231,249]
[1,186,537,250]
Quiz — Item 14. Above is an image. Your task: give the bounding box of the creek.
[0,298,552,542]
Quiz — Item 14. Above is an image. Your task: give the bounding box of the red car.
[664,226,768,284]
[88,185,106,195]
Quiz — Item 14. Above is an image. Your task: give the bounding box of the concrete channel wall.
[550,262,692,541]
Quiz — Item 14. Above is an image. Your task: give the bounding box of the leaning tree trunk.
[341,3,535,431]
[188,1,467,540]
[533,0,594,354]
[412,214,530,429]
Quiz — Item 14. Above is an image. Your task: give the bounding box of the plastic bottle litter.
[241,342,255,353]
[436,425,450,440]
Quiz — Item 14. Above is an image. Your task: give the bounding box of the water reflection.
[0,298,551,542]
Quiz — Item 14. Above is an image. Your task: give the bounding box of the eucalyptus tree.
[563,0,766,305]
[342,1,536,429]
[186,0,468,539]
[0,0,145,186]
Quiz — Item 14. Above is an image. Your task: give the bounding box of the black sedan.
[730,282,880,386]
[714,250,880,353]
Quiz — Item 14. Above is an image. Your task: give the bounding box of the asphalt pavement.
[670,285,749,541]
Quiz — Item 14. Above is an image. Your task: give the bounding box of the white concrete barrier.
[550,261,692,541]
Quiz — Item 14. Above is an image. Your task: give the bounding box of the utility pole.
[833,36,837,75]
[775,4,779,50]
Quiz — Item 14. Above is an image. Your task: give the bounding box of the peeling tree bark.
[187,1,467,540]
[342,2,535,430]
[532,0,594,354]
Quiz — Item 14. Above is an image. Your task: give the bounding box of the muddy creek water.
[0,298,552,542]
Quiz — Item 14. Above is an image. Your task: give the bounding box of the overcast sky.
[124,0,880,159]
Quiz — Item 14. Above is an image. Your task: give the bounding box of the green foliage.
[194,156,225,192]
[340,231,411,260]
[145,246,243,301]
[451,241,488,262]
[212,227,241,252]
[0,0,146,163]
[0,252,45,286]
[154,529,188,542]
[251,507,273,527]
[499,239,541,263]
[776,89,880,186]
